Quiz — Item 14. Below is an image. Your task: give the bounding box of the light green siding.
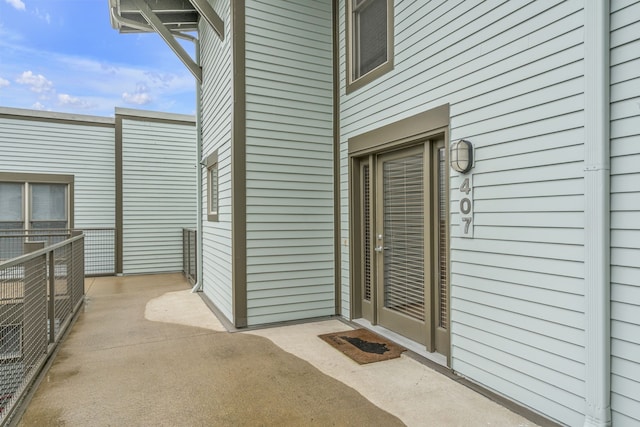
[610,0,640,424]
[244,0,334,325]
[339,1,586,425]
[0,108,115,228]
[199,0,234,321]
[120,114,197,274]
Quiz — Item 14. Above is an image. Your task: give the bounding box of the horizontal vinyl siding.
[610,1,640,424]
[200,0,234,322]
[0,116,115,228]
[244,0,334,325]
[339,1,585,425]
[121,118,196,274]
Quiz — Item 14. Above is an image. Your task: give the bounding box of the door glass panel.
[382,153,424,321]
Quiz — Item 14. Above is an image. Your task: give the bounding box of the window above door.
[346,0,394,94]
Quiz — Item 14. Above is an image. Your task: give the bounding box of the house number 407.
[458,175,473,238]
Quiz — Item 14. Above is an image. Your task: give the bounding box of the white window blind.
[383,153,425,321]
[437,148,448,329]
[30,183,67,229]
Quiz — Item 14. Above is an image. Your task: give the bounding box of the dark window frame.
[346,0,395,94]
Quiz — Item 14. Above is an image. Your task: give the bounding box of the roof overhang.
[109,0,224,83]
[110,0,199,33]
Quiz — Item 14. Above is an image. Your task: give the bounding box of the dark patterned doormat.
[318,329,406,364]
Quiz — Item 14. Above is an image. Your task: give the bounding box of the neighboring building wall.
[610,0,640,424]
[199,0,234,320]
[0,108,115,228]
[244,0,335,325]
[339,2,585,425]
[118,109,197,274]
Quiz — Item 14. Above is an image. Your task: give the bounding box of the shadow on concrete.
[18,274,404,426]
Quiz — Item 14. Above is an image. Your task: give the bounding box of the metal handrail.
[0,234,84,270]
[0,228,116,276]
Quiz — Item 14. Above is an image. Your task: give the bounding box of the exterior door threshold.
[351,318,448,367]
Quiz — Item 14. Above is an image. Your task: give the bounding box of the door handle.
[374,246,387,252]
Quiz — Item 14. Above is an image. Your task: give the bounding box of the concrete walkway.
[18,274,540,426]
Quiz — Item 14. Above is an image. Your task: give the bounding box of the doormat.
[318,329,406,364]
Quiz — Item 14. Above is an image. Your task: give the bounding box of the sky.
[0,0,197,117]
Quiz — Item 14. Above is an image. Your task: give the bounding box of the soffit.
[109,0,199,33]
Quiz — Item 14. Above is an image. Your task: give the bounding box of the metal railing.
[0,233,85,425]
[0,229,115,277]
[80,229,115,276]
[182,228,197,285]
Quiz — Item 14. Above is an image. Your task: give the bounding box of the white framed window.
[346,0,394,93]
[205,151,219,222]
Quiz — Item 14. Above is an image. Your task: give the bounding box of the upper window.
[206,151,219,222]
[346,0,394,93]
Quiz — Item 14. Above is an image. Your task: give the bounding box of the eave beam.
[132,0,202,83]
[188,0,224,40]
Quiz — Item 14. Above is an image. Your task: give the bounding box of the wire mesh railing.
[0,233,85,426]
[182,228,197,285]
[0,229,115,277]
[80,229,115,276]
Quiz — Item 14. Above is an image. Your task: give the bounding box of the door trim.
[348,104,449,156]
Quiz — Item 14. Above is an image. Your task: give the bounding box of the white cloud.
[31,102,46,110]
[144,71,179,89]
[5,0,25,11]
[0,77,9,88]
[122,83,152,105]
[0,39,195,115]
[122,92,152,105]
[57,93,92,109]
[34,8,50,24]
[16,70,53,94]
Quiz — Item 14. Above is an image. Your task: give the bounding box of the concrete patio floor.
[18,273,544,426]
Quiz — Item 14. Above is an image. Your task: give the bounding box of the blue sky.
[0,0,197,117]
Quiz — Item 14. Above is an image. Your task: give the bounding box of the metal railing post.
[48,251,56,344]
[183,228,187,276]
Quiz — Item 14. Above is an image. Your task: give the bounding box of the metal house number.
[458,174,473,238]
